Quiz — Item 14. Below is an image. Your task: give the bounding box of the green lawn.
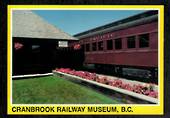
[13,76,120,104]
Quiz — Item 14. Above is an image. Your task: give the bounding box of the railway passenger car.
[70,11,158,80]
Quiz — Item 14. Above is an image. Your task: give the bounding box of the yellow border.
[7,5,164,115]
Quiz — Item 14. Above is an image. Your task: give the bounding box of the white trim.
[12,73,53,79]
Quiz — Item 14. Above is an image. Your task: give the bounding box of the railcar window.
[115,38,122,49]
[127,36,136,48]
[92,42,97,51]
[81,44,85,51]
[107,39,113,50]
[98,41,103,51]
[139,34,149,48]
[85,44,90,52]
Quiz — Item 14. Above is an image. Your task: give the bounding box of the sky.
[33,10,146,35]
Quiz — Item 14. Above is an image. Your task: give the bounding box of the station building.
[12,10,82,75]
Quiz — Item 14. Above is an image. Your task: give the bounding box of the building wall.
[13,38,84,75]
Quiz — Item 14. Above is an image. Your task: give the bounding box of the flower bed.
[54,68,158,103]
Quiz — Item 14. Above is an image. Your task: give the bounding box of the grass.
[13,76,120,104]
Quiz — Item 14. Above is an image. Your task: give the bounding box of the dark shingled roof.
[12,10,78,40]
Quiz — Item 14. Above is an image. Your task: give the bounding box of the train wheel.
[115,66,123,77]
[149,68,158,83]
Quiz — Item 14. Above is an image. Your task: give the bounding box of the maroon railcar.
[70,11,158,79]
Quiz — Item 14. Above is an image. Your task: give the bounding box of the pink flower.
[14,42,24,50]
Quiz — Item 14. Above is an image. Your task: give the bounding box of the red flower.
[14,42,24,50]
[55,68,158,98]
[73,44,81,50]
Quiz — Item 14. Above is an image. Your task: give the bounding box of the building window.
[115,38,122,49]
[127,36,136,48]
[92,42,97,51]
[107,39,113,50]
[31,45,40,53]
[32,45,40,50]
[85,43,90,52]
[98,41,103,51]
[139,34,149,48]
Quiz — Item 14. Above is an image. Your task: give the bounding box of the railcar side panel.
[85,50,157,67]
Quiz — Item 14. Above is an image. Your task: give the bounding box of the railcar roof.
[12,10,78,40]
[74,11,158,38]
